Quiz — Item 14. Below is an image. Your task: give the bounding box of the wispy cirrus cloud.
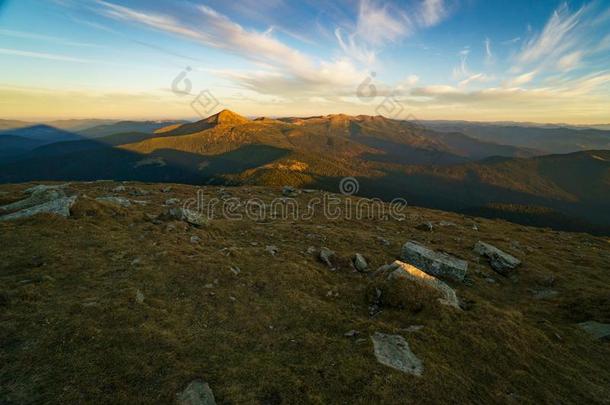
[335,0,453,64]
[93,1,365,98]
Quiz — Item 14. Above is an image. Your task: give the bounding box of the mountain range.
[1,110,609,233]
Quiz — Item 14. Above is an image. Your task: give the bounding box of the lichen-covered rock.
[176,380,216,405]
[474,241,521,275]
[401,241,468,282]
[0,196,77,221]
[371,332,423,376]
[378,260,461,309]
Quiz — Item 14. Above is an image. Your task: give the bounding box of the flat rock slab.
[578,321,610,341]
[401,241,468,281]
[382,260,461,309]
[0,188,66,213]
[371,332,423,376]
[0,196,77,221]
[474,241,521,275]
[176,380,216,405]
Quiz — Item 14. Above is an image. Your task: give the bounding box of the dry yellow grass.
[0,182,609,404]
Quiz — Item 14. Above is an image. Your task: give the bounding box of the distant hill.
[79,120,187,138]
[1,110,608,233]
[421,121,610,154]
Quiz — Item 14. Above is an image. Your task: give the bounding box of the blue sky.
[0,0,609,123]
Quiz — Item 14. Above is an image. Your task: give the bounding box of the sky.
[0,0,609,123]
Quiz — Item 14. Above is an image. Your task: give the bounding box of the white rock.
[401,241,468,282]
[1,188,66,213]
[371,332,423,376]
[0,196,77,221]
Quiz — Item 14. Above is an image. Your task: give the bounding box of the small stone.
[306,246,316,255]
[319,247,335,268]
[161,186,172,193]
[353,253,368,272]
[191,236,201,244]
[229,266,241,275]
[265,245,279,256]
[165,198,181,206]
[135,289,145,304]
[112,186,126,192]
[176,380,216,405]
[344,330,360,338]
[438,220,457,227]
[402,325,424,333]
[376,237,390,246]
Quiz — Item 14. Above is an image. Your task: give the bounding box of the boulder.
[176,380,216,405]
[371,332,423,376]
[353,253,368,272]
[474,241,521,275]
[0,196,77,221]
[577,321,610,341]
[0,188,66,213]
[401,241,468,282]
[378,260,460,309]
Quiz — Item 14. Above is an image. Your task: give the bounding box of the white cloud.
[506,71,537,87]
[517,3,585,65]
[94,1,366,98]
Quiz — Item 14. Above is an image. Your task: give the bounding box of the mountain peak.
[205,109,249,126]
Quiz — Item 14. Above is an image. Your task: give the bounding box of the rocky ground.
[0,181,609,404]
